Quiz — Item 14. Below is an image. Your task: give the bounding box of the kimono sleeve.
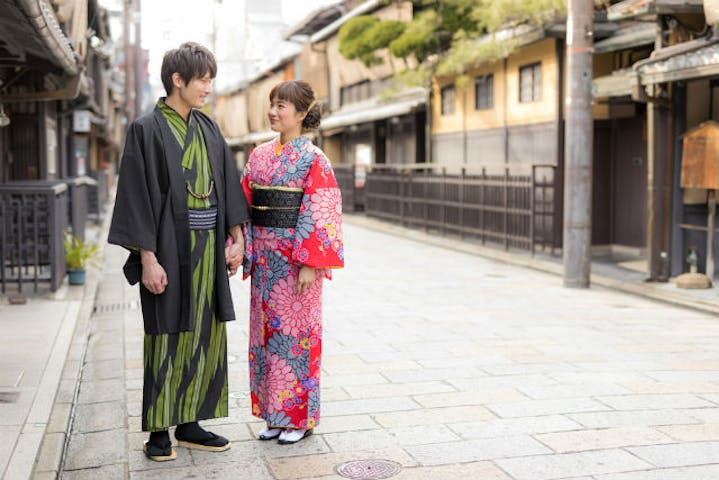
[291,151,344,272]
[240,158,255,280]
[223,141,250,229]
[108,121,157,252]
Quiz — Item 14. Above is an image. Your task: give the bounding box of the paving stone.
[448,415,582,439]
[64,429,126,471]
[628,441,719,467]
[130,461,274,479]
[373,405,496,428]
[657,423,719,442]
[487,398,608,418]
[322,396,420,417]
[567,410,699,428]
[33,432,65,473]
[82,359,124,381]
[322,373,389,388]
[594,464,719,480]
[46,401,72,434]
[518,383,631,399]
[312,415,380,434]
[382,367,486,383]
[622,382,719,394]
[385,424,461,445]
[73,401,125,433]
[63,464,125,480]
[412,388,527,408]
[495,449,653,480]
[127,446,194,471]
[535,427,674,453]
[344,381,455,399]
[373,461,513,480]
[405,436,550,465]
[596,394,715,410]
[266,448,418,480]
[76,378,125,404]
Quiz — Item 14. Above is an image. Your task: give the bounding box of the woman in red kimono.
[240,80,344,444]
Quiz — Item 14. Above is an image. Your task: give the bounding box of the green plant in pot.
[64,233,99,285]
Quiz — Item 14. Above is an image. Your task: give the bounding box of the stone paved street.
[59,218,719,480]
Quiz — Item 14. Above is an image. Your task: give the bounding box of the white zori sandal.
[257,426,282,440]
[278,428,313,444]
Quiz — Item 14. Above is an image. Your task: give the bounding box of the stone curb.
[29,203,115,479]
[344,214,719,317]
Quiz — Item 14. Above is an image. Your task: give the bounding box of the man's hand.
[296,265,315,295]
[140,250,168,295]
[226,225,245,277]
[225,242,242,277]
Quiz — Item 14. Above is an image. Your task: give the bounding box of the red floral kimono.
[242,135,344,429]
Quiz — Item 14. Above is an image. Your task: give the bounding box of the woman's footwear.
[278,428,313,444]
[257,427,283,440]
[143,441,177,462]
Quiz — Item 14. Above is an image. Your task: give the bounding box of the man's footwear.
[257,427,282,440]
[278,428,313,445]
[175,422,231,452]
[143,441,177,462]
[176,431,231,452]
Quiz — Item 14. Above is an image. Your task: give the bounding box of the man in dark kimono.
[109,42,249,462]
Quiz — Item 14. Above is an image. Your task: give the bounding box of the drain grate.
[0,392,20,404]
[94,300,140,313]
[336,460,402,480]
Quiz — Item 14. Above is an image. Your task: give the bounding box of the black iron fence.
[0,181,68,293]
[363,163,560,253]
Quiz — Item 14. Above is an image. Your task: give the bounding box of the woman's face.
[268,95,304,134]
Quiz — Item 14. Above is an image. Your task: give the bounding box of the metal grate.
[336,460,402,479]
[93,300,140,313]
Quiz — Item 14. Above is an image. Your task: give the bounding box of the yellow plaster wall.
[432,38,559,135]
[464,61,506,129]
[506,38,558,126]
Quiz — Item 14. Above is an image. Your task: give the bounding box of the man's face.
[176,71,213,109]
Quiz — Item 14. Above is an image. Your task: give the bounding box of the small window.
[441,85,455,115]
[475,74,494,110]
[519,62,542,103]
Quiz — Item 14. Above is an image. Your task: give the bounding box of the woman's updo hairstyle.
[269,80,321,130]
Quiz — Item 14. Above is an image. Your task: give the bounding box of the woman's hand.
[296,265,315,295]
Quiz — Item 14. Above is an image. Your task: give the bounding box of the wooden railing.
[363,163,560,253]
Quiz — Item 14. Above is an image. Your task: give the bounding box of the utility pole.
[563,0,594,288]
[123,0,135,123]
[134,0,143,117]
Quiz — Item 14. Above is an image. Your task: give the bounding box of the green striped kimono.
[142,100,228,431]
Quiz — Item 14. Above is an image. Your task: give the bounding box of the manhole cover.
[336,459,402,479]
[0,392,20,404]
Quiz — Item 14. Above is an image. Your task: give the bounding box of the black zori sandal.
[143,441,177,462]
[175,422,231,452]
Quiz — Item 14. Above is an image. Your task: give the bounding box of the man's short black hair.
[160,42,217,95]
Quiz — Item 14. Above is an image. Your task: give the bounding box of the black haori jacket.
[108,106,249,334]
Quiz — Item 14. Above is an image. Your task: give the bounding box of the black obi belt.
[251,183,304,228]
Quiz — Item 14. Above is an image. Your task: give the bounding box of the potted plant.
[64,233,99,285]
